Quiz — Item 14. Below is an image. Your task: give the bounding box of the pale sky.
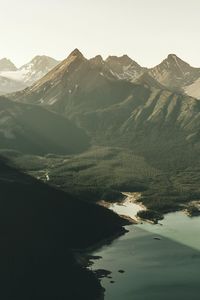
[0,0,200,68]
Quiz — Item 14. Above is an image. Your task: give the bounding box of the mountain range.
[10,49,200,171]
[2,51,200,99]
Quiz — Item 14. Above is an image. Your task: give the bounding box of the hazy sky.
[0,0,200,67]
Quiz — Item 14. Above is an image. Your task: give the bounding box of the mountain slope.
[135,72,165,89]
[77,88,200,169]
[0,96,89,154]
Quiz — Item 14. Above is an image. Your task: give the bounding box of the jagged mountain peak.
[28,55,57,63]
[106,54,136,66]
[54,49,86,72]
[14,55,59,86]
[105,54,144,81]
[22,50,89,94]
[167,53,179,59]
[20,55,59,69]
[89,55,104,67]
[163,53,192,69]
[38,49,86,81]
[0,55,59,90]
[90,55,103,62]
[154,54,200,75]
[0,57,14,63]
[0,58,17,72]
[31,55,49,61]
[149,54,200,89]
[106,54,143,69]
[67,48,84,59]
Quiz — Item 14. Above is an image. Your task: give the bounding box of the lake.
[89,195,200,300]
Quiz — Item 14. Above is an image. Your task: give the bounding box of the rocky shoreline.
[73,219,131,300]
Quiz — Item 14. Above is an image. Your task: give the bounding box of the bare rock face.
[106,54,145,81]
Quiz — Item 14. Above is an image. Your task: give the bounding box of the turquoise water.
[90,202,200,300]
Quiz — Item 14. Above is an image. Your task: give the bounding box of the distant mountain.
[0,58,26,94]
[0,96,89,155]
[0,55,59,87]
[149,54,200,90]
[18,55,60,85]
[0,58,17,72]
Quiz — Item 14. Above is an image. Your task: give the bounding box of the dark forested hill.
[0,157,126,299]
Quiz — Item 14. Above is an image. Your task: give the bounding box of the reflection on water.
[90,196,200,300]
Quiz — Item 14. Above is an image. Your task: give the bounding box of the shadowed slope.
[0,96,90,154]
[0,157,126,299]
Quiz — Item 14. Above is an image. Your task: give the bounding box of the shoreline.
[74,226,130,300]
[74,225,129,256]
[99,192,146,223]
[106,192,200,223]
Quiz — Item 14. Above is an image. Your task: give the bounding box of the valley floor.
[4,146,200,216]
